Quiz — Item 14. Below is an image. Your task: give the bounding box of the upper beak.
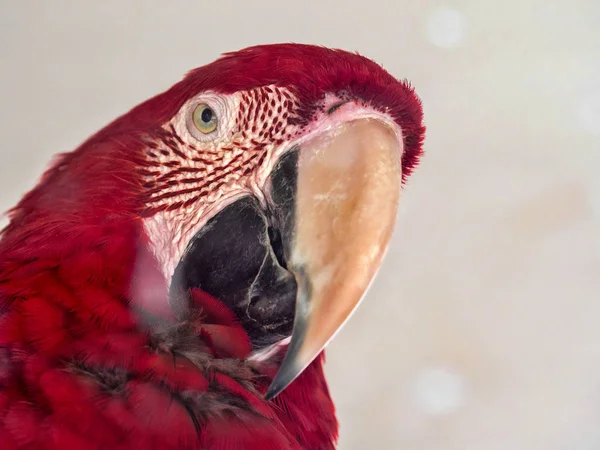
[265,118,402,399]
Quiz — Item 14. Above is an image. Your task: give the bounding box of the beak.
[265,118,402,399]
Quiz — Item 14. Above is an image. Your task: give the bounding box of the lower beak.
[265,118,402,399]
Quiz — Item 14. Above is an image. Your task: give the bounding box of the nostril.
[327,102,346,115]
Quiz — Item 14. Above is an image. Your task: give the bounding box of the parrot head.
[2,44,424,403]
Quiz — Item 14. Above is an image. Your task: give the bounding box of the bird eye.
[193,103,218,134]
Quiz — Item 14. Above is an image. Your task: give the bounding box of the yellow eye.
[192,103,218,134]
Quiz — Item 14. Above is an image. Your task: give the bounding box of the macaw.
[0,43,425,449]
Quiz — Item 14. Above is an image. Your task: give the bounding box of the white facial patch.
[140,86,300,280]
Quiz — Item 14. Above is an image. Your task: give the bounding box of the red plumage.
[0,43,424,448]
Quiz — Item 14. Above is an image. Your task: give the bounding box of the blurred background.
[1,0,599,448]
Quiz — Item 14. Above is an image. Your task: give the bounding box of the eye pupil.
[192,103,218,135]
[201,107,213,123]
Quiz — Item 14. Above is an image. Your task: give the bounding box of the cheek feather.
[139,86,301,280]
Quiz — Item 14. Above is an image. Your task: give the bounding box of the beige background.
[1,1,599,448]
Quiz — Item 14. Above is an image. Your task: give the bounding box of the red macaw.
[0,43,424,449]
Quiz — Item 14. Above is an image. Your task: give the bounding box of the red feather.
[0,43,424,448]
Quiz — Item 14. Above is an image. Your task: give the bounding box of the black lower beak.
[169,151,301,349]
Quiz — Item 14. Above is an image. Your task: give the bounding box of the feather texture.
[0,43,425,448]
